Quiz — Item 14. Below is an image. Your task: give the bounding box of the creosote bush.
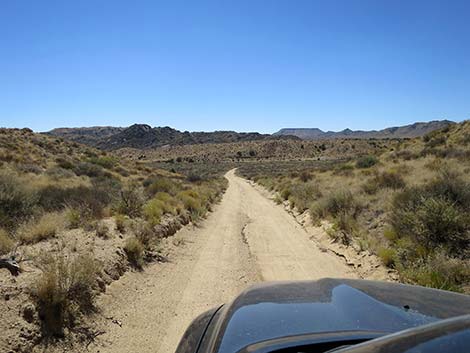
[34,252,101,336]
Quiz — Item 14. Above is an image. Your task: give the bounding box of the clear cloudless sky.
[1,0,469,133]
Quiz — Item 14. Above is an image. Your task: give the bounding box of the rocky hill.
[274,120,455,140]
[46,126,125,145]
[46,124,299,150]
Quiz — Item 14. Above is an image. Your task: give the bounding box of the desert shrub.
[143,199,165,226]
[93,221,109,239]
[361,180,380,195]
[187,173,203,183]
[299,170,312,182]
[400,252,469,292]
[362,170,406,194]
[38,185,111,220]
[65,208,82,229]
[130,221,156,247]
[333,163,354,176]
[118,183,145,218]
[45,166,75,179]
[124,237,144,268]
[356,155,378,168]
[0,170,38,229]
[378,247,396,267]
[34,252,100,336]
[88,156,117,169]
[280,188,291,200]
[288,182,322,212]
[178,190,202,212]
[114,214,126,233]
[17,163,43,174]
[374,171,406,189]
[390,172,470,257]
[18,212,65,244]
[311,189,361,221]
[55,157,74,170]
[73,162,104,178]
[333,212,357,235]
[146,177,178,196]
[0,228,14,255]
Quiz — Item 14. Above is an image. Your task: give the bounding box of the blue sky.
[1,0,469,133]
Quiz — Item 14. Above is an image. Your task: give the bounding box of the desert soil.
[92,169,357,353]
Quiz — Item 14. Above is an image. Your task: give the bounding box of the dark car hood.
[202,279,470,353]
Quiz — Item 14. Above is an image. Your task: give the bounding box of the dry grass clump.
[0,228,14,255]
[33,252,101,336]
[18,212,65,244]
[124,237,144,268]
[92,221,109,239]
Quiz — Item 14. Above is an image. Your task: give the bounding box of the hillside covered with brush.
[239,120,470,292]
[0,128,226,352]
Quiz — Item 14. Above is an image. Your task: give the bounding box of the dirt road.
[94,169,356,353]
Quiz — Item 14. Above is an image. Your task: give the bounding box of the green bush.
[124,237,144,268]
[143,198,165,226]
[400,252,469,292]
[356,155,378,168]
[73,162,104,178]
[390,171,470,257]
[0,171,38,230]
[146,177,178,196]
[118,183,145,218]
[378,247,396,267]
[88,156,117,169]
[38,185,112,220]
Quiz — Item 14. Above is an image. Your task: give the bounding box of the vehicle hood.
[205,278,470,353]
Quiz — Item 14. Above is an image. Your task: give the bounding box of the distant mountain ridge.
[274,120,455,140]
[46,124,298,150]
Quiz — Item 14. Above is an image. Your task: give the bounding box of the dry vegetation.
[0,128,226,351]
[239,121,470,293]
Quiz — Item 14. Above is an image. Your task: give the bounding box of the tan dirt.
[92,169,357,353]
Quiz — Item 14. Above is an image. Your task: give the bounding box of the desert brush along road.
[94,169,357,353]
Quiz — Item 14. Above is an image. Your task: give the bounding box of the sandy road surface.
[94,169,356,353]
